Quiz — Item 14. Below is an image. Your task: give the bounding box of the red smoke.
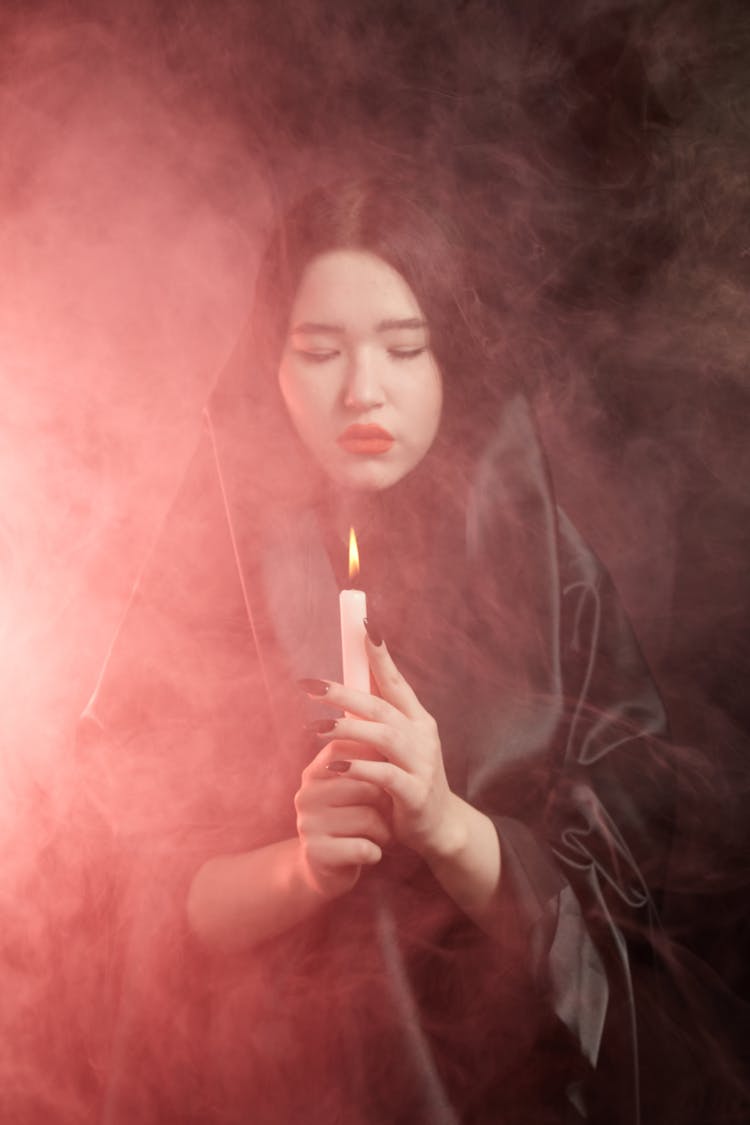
[0,1,748,1121]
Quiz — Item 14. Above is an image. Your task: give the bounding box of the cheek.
[433,378,444,429]
[278,365,307,420]
[420,373,444,443]
[278,366,329,435]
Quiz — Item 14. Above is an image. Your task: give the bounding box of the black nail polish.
[363,618,383,646]
[298,678,330,696]
[326,760,351,773]
[305,718,338,735]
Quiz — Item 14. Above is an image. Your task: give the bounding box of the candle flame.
[348,527,360,582]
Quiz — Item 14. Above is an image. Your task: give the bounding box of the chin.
[329,461,406,492]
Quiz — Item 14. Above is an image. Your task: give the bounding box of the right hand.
[294,738,392,899]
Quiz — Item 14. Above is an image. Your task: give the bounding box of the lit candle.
[339,527,369,694]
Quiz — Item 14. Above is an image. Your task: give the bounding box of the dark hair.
[214,175,551,696]
[250,176,511,435]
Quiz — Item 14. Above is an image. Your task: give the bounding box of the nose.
[343,347,385,411]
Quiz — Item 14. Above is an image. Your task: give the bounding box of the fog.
[1,1,747,1120]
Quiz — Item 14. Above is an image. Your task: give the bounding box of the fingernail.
[326,760,351,773]
[305,718,338,735]
[363,618,383,646]
[298,678,330,696]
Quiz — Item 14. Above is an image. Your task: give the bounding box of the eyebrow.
[376,317,428,332]
[291,317,428,335]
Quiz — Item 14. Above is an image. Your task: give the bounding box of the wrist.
[421,792,471,865]
[419,801,503,933]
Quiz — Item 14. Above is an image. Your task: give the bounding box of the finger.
[301,680,407,727]
[299,810,391,850]
[302,736,376,777]
[304,835,383,870]
[316,804,392,848]
[364,634,425,721]
[325,758,418,807]
[305,643,425,723]
[301,777,388,808]
[325,717,413,771]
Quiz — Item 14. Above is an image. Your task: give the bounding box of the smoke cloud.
[0,0,748,1120]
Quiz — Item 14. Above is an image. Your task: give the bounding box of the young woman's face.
[277,249,443,491]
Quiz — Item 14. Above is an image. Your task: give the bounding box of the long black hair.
[247,174,521,466]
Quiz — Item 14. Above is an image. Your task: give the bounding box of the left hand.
[305,635,464,860]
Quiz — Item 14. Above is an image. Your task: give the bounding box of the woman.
[79,177,672,1124]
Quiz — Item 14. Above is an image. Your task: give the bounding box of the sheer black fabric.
[76,344,675,1124]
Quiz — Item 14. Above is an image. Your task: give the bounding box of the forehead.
[290,249,424,326]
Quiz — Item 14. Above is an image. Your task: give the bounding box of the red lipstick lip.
[337,424,395,455]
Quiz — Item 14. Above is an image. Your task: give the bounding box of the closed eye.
[293,348,340,364]
[388,346,427,360]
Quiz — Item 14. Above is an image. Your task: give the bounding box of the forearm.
[422,792,503,934]
[186,837,329,954]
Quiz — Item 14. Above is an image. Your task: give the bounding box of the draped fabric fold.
[76,353,674,1124]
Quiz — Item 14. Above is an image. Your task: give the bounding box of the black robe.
[76,371,673,1125]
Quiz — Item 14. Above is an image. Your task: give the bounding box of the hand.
[294,738,392,899]
[304,635,465,862]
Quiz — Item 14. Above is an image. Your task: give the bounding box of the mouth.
[337,424,395,455]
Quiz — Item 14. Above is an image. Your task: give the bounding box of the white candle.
[339,528,369,694]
